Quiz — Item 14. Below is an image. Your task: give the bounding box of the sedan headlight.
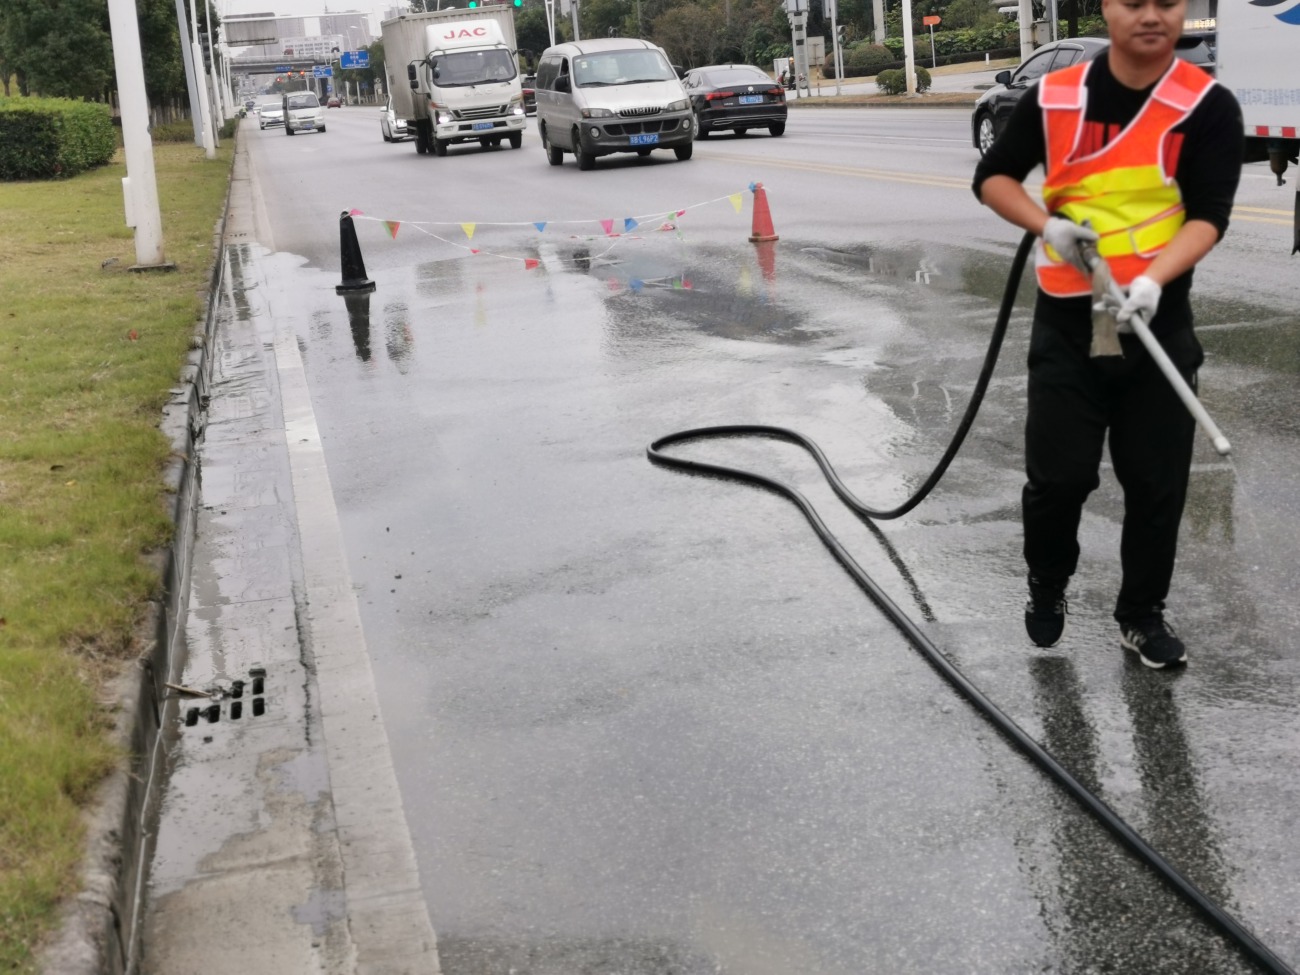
[666,99,689,112]
[580,107,615,119]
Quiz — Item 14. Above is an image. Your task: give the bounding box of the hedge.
[876,66,932,95]
[0,97,117,180]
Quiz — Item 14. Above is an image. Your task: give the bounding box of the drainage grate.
[182,665,269,728]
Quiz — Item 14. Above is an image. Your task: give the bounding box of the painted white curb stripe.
[275,328,442,975]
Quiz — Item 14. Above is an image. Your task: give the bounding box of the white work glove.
[1116,275,1162,329]
[1042,217,1099,271]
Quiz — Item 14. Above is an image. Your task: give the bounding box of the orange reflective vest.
[1036,57,1216,297]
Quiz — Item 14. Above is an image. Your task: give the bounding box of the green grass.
[0,137,233,971]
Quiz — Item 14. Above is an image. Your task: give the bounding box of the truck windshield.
[573,50,675,87]
[431,49,517,87]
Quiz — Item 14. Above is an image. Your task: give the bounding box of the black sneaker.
[1120,617,1187,669]
[1025,578,1068,648]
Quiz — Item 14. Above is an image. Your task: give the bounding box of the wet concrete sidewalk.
[136,138,438,974]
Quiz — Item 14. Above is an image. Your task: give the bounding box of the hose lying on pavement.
[647,231,1296,975]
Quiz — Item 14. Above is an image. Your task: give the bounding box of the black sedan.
[972,34,1217,156]
[682,64,786,138]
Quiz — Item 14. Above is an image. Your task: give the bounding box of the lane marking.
[706,152,1297,225]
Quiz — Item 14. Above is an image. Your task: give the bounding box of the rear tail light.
[704,92,730,101]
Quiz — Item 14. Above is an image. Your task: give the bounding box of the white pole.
[900,0,916,94]
[105,0,167,267]
[829,2,841,96]
[172,0,203,145]
[205,0,227,121]
[929,22,936,67]
[1018,0,1034,59]
[188,0,216,157]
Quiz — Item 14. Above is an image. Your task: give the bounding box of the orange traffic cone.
[748,182,779,243]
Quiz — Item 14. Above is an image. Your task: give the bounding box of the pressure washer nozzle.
[1213,436,1232,456]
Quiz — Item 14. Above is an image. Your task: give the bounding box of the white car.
[257,101,284,129]
[380,96,409,142]
[283,91,326,135]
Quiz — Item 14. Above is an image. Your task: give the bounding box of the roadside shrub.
[219,118,237,140]
[0,97,116,180]
[839,42,896,78]
[875,66,932,95]
[152,121,196,142]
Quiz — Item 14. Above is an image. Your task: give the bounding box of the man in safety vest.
[973,0,1243,668]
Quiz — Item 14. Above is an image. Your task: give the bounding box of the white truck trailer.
[381,7,526,157]
[1214,2,1300,251]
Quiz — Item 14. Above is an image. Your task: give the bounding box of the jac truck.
[381,7,526,157]
[1214,1,1300,251]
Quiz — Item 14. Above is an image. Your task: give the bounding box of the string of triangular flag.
[348,184,758,270]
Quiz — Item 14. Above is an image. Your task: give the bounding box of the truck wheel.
[433,138,448,157]
[415,120,430,154]
[572,130,595,170]
[674,143,693,161]
[285,124,294,136]
[508,132,522,149]
[541,125,562,166]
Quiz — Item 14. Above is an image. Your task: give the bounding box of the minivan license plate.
[473,121,493,130]
[629,134,659,145]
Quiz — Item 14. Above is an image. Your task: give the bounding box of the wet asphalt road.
[240,107,1300,973]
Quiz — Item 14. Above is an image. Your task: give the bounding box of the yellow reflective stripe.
[1046,163,1173,202]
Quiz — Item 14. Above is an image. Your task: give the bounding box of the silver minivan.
[534,38,694,170]
[282,90,326,135]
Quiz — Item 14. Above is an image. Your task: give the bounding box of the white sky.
[220,1,397,38]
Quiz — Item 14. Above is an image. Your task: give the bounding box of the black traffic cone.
[336,211,375,294]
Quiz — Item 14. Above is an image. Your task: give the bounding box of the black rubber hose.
[646,232,1296,975]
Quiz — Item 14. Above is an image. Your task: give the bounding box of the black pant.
[1023,315,1201,624]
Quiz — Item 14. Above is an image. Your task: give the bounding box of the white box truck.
[381,7,526,157]
[1214,3,1300,250]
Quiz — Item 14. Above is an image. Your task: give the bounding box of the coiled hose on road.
[646,232,1295,975]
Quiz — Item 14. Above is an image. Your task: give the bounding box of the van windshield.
[431,49,517,87]
[286,93,319,108]
[573,50,675,87]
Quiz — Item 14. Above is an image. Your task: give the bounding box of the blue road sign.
[340,50,369,69]
[313,65,333,78]
[275,64,291,72]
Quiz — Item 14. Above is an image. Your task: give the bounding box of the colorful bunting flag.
[384,221,400,239]
[729,194,743,213]
[524,258,540,270]
[348,208,364,216]
[533,222,547,232]
[461,223,476,240]
[601,218,615,236]
[624,217,638,233]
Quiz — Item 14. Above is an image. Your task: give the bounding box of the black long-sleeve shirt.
[973,52,1244,333]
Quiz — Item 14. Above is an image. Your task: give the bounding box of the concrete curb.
[37,136,236,975]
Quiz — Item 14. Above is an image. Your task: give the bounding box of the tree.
[651,4,723,67]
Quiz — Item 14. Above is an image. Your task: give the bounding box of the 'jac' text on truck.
[381,8,526,157]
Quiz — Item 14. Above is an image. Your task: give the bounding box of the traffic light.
[836,23,847,43]
[199,30,212,71]
[468,1,477,6]
[513,0,522,6]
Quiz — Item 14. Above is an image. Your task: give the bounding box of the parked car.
[326,95,342,108]
[682,63,786,138]
[971,34,1217,156]
[521,74,537,115]
[380,96,409,142]
[257,100,284,129]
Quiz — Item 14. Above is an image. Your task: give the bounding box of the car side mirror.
[995,69,1012,86]
[407,62,418,89]
[556,74,571,93]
